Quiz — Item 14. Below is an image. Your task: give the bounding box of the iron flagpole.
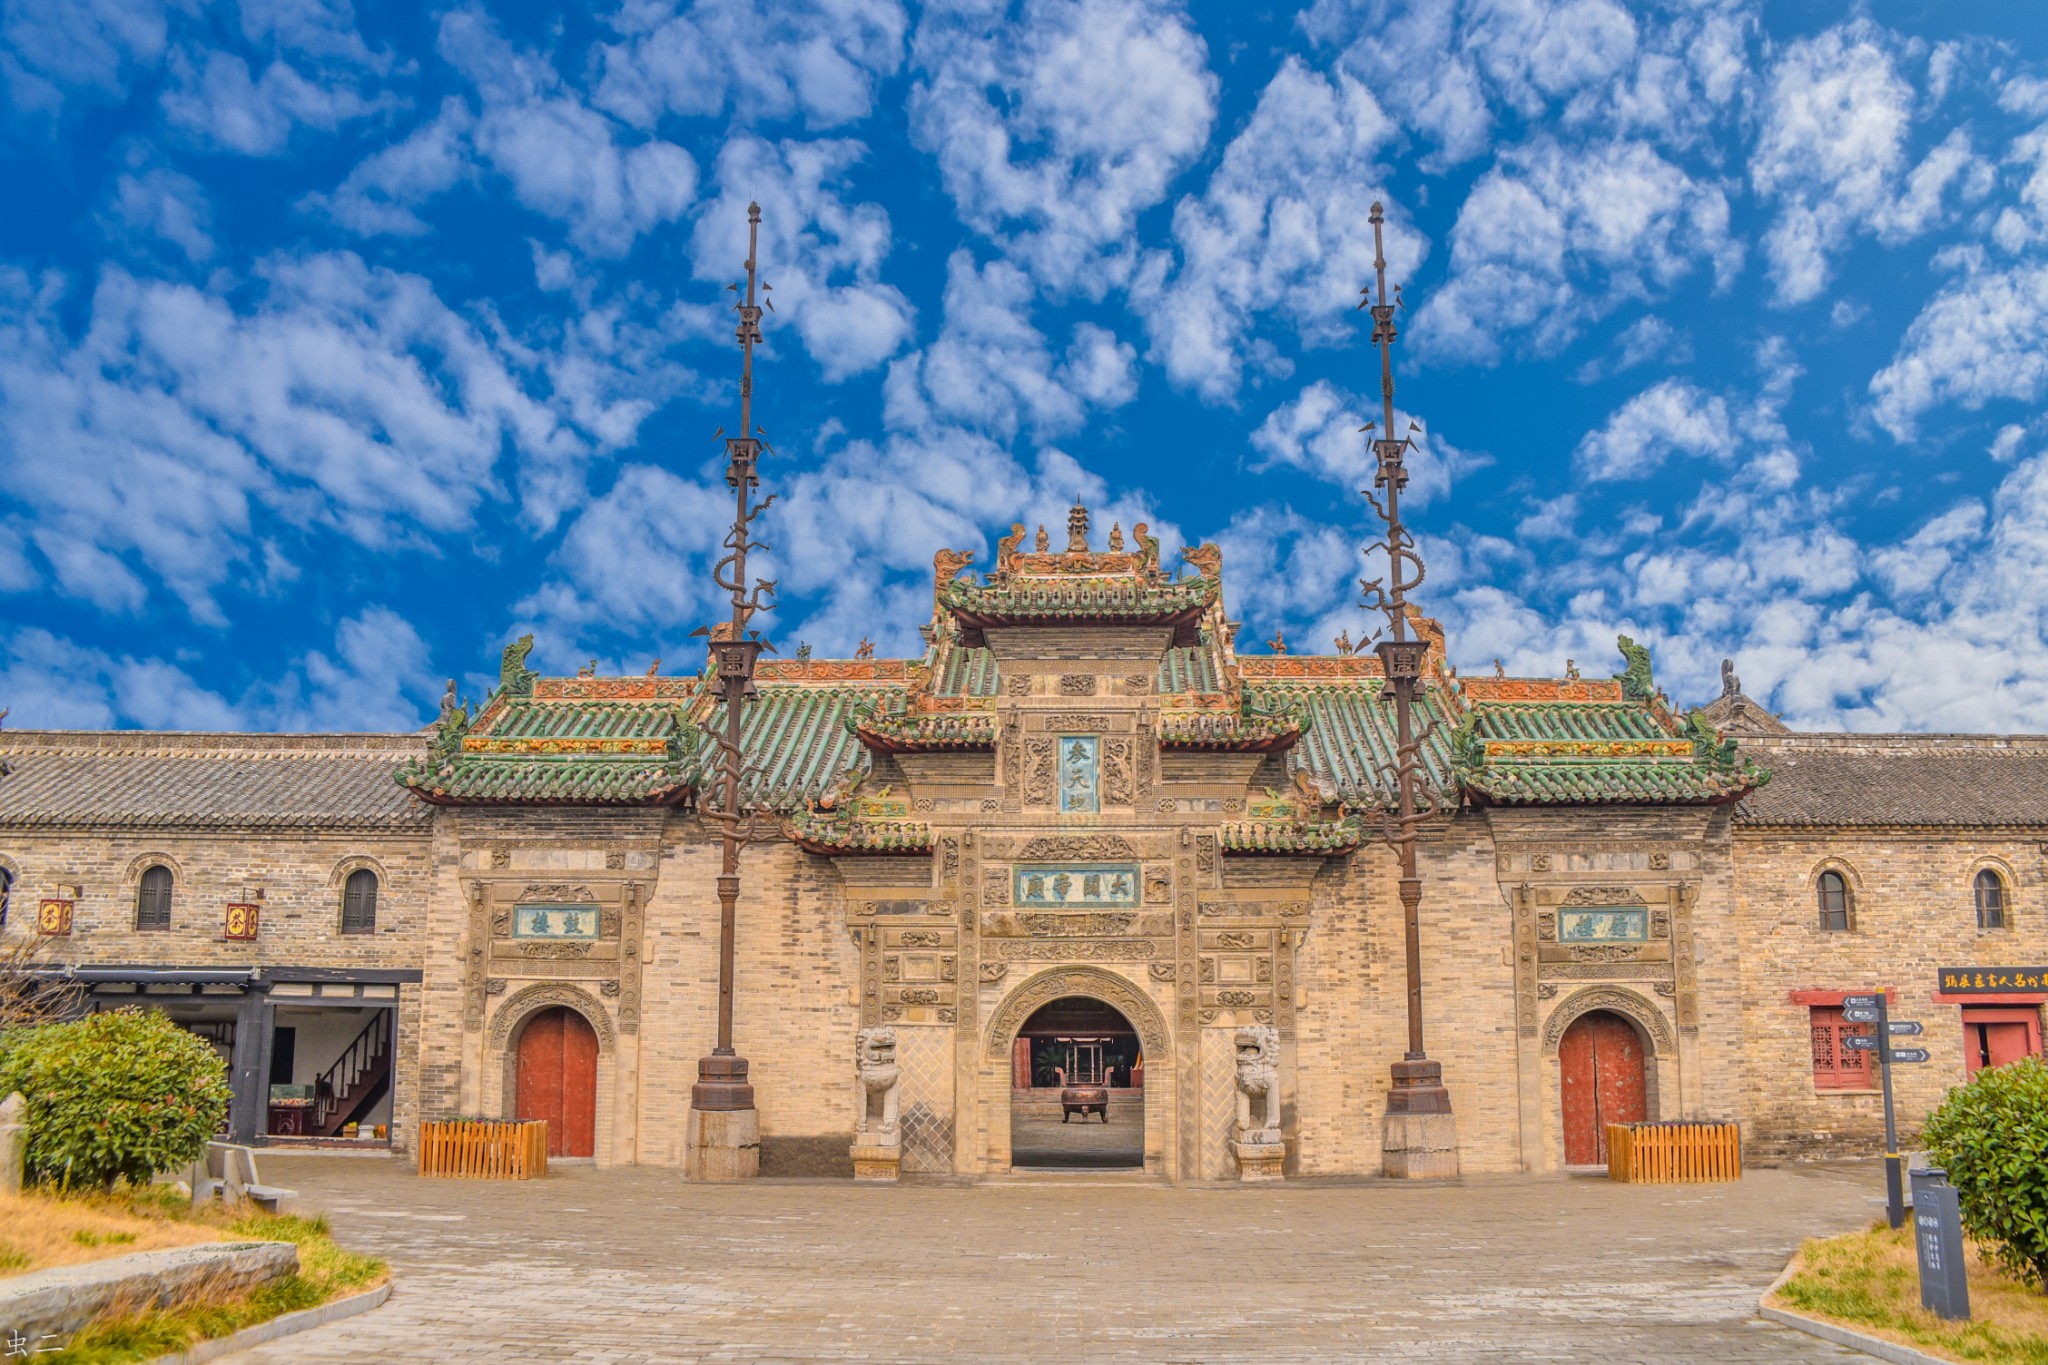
[1359,200,1458,1177]
[687,200,778,1180]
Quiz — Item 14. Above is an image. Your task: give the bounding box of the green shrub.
[1923,1055,2048,1292]
[0,1009,231,1191]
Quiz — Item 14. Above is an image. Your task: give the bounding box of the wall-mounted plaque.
[1939,966,2048,993]
[1014,863,1139,909]
[1057,735,1099,814]
[224,903,261,940]
[513,903,600,940]
[1558,907,1648,943]
[35,899,72,936]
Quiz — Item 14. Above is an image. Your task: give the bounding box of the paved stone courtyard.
[1010,1099,1146,1167]
[230,1155,1879,1364]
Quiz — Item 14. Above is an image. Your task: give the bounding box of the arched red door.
[515,1007,598,1158]
[1559,1010,1647,1166]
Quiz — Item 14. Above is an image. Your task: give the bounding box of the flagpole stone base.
[1383,1056,1459,1179]
[684,1107,760,1182]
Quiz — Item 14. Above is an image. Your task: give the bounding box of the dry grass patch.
[0,1188,221,1275]
[1771,1220,2048,1364]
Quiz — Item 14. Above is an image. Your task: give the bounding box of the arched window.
[1975,870,2009,931]
[341,869,378,935]
[0,867,10,928]
[1817,871,1850,932]
[136,865,174,930]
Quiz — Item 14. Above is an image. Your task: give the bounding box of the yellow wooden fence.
[417,1120,550,1179]
[1605,1122,1741,1183]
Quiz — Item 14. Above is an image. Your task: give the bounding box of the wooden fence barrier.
[417,1120,550,1180]
[1605,1121,1741,1183]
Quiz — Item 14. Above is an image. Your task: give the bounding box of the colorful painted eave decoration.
[1219,819,1363,855]
[395,760,695,807]
[782,809,935,856]
[1157,710,1305,752]
[938,574,1217,627]
[853,710,998,752]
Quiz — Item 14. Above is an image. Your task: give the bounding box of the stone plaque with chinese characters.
[1558,907,1648,943]
[1013,863,1140,909]
[1057,735,1099,813]
[513,903,601,940]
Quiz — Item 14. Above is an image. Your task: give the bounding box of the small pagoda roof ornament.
[1067,502,1090,553]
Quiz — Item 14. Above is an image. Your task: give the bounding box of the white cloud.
[1574,379,1730,481]
[1249,379,1484,510]
[1135,56,1402,401]
[1417,137,1735,362]
[0,0,181,114]
[594,0,906,130]
[690,135,912,381]
[1209,503,1364,650]
[103,161,214,263]
[1752,21,1985,305]
[438,8,699,257]
[0,255,582,622]
[1301,0,1750,164]
[1573,314,1686,382]
[1869,261,2048,441]
[306,98,474,237]
[909,0,1216,293]
[514,463,732,637]
[0,607,437,731]
[883,252,1135,442]
[159,47,388,154]
[1303,0,1640,165]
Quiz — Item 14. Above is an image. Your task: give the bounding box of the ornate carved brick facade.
[2,512,2044,1175]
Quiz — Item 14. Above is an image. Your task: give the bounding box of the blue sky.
[4,0,2048,734]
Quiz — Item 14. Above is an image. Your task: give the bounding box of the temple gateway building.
[3,510,2044,1179]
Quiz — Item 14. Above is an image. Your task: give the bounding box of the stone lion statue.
[1234,1024,1281,1143]
[855,1026,900,1143]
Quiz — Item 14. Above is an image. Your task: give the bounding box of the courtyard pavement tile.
[227,1155,1879,1364]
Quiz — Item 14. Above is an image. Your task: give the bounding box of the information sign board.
[1911,1169,1971,1321]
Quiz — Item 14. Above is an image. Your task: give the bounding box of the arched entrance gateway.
[515,1007,598,1158]
[1008,997,1145,1169]
[1558,1009,1648,1167]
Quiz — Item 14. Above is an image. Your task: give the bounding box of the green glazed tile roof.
[1471,702,1673,742]
[701,685,894,809]
[1158,643,1226,694]
[1281,685,1457,804]
[400,755,693,805]
[1461,759,1759,805]
[934,646,1000,696]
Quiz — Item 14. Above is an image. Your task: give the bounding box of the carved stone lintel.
[605,850,626,870]
[1058,674,1097,696]
[1148,962,1176,981]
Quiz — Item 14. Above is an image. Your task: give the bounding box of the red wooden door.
[515,1007,598,1157]
[1559,1010,1647,1166]
[1964,1007,2043,1075]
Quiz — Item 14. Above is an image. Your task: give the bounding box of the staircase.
[311,1011,392,1137]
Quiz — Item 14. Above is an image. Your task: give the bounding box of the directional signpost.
[1843,992,1927,1229]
